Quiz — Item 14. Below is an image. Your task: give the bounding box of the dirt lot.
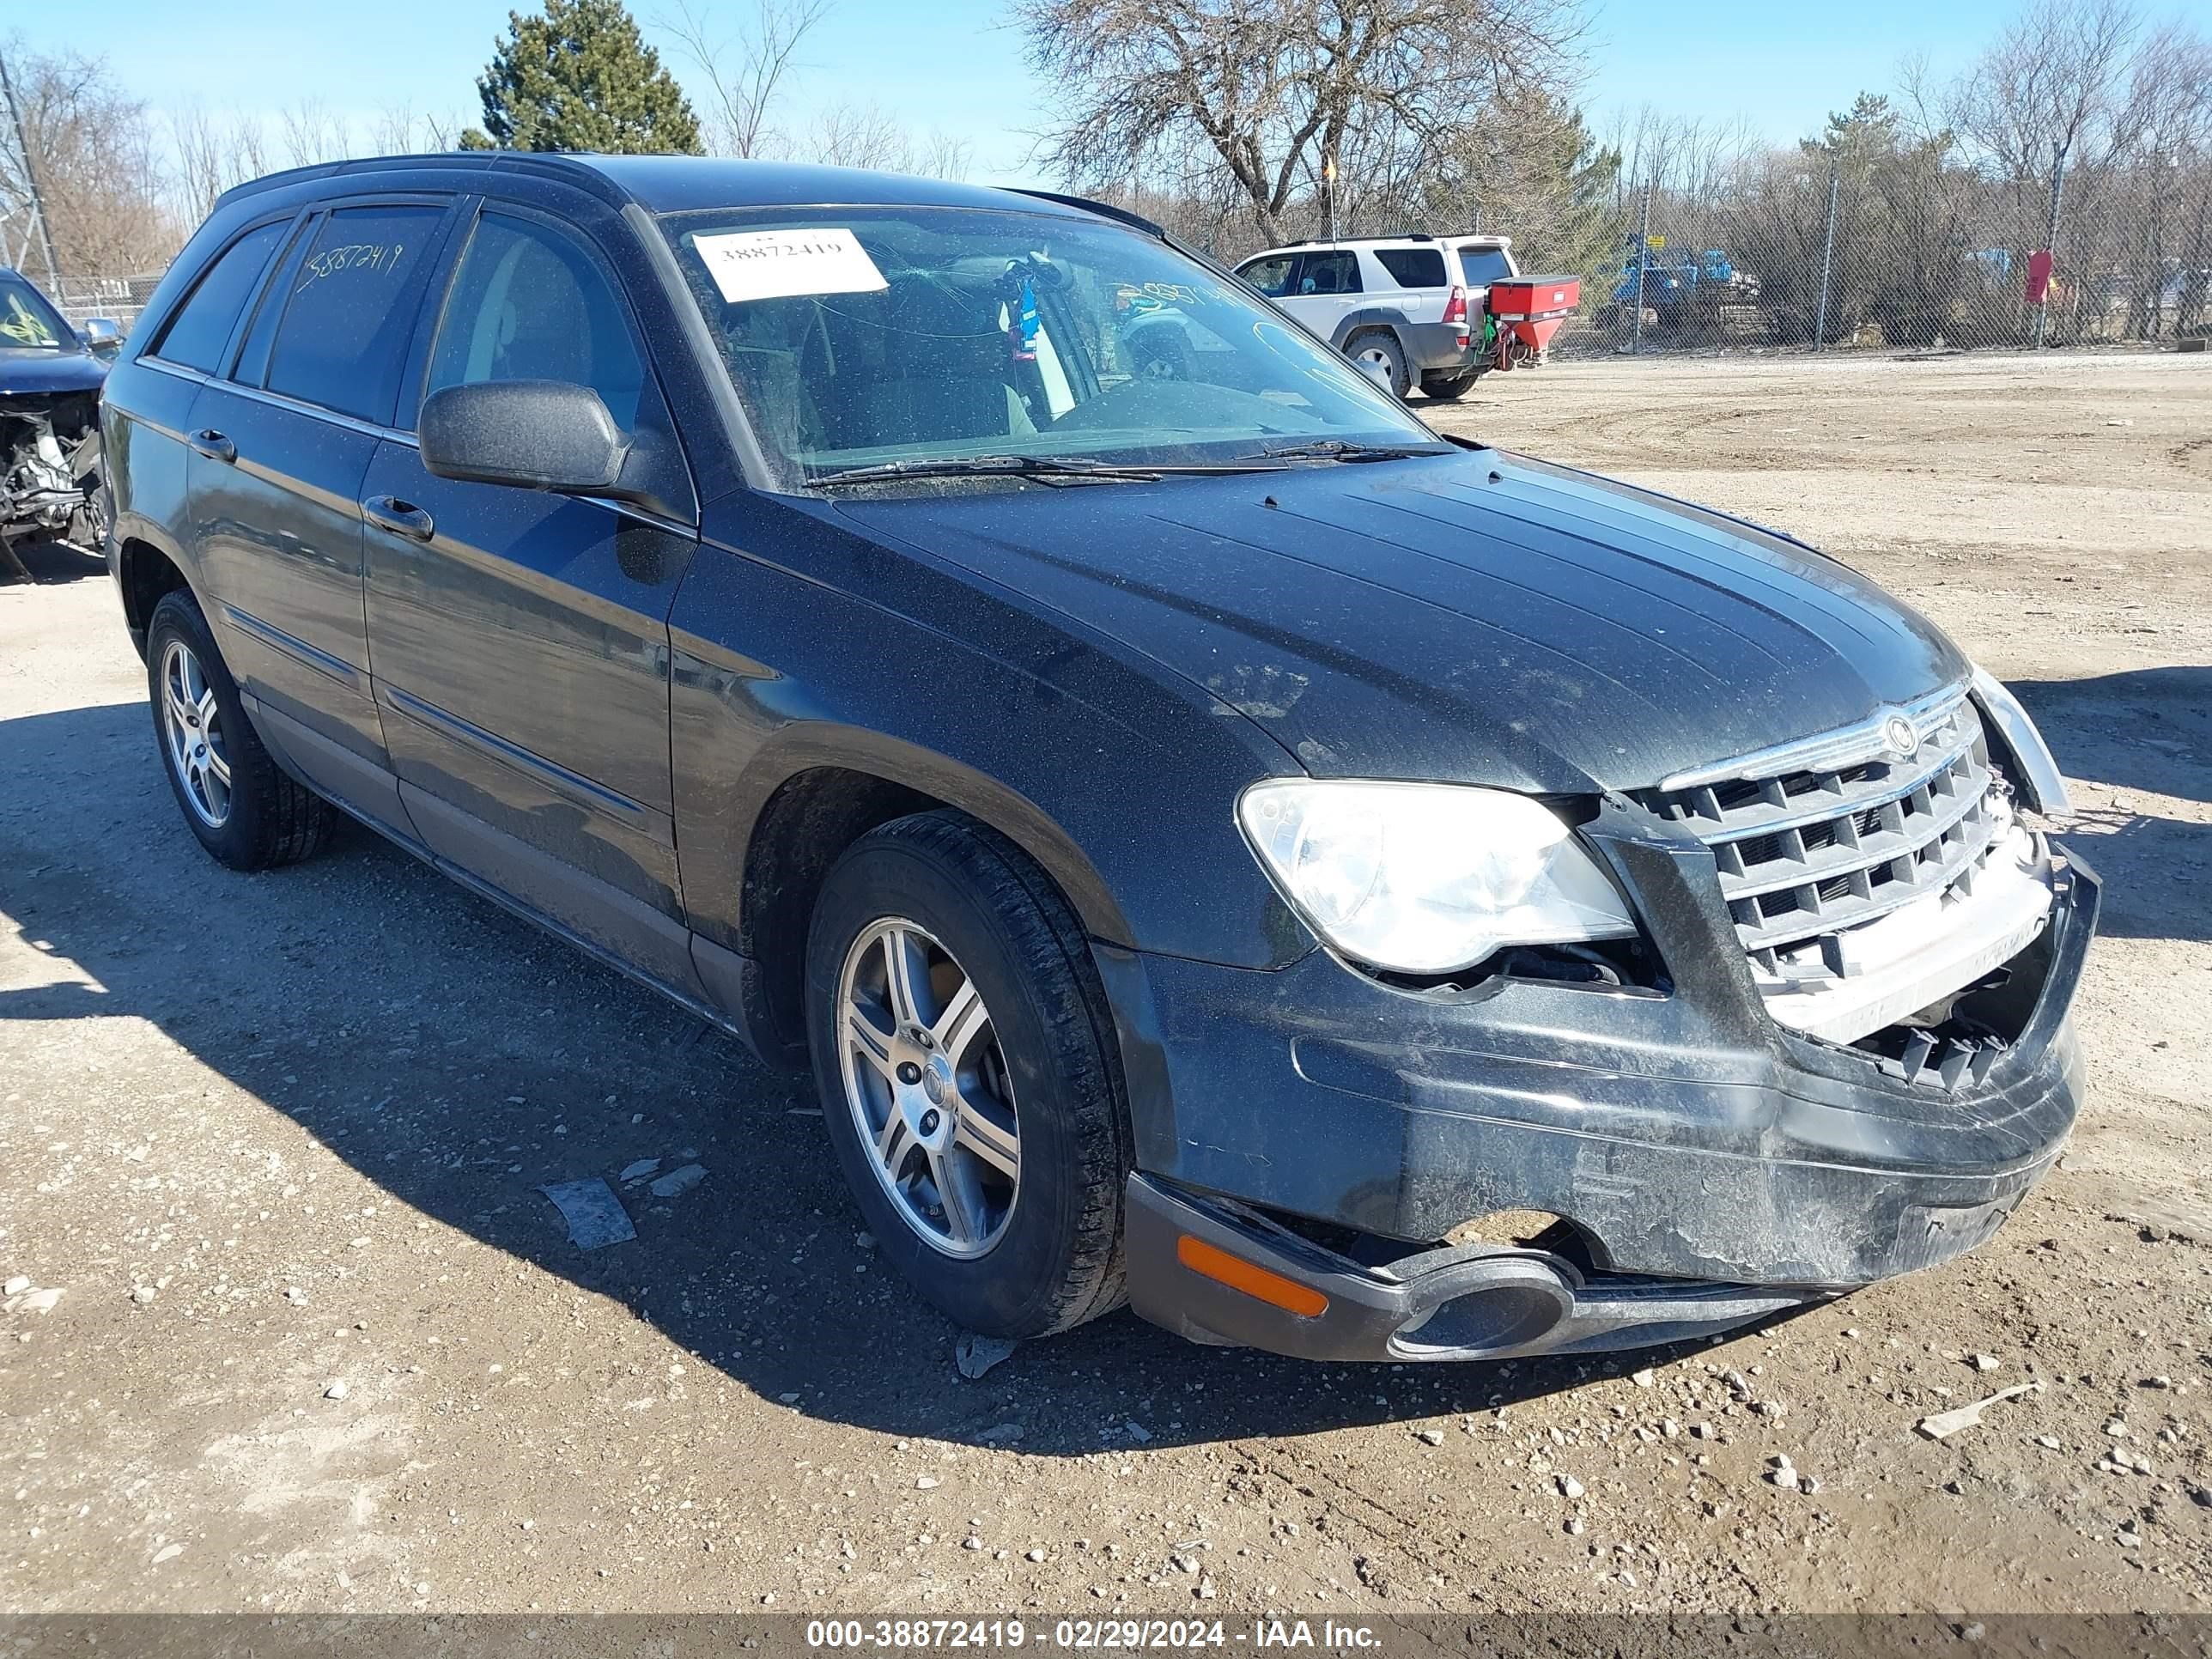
[3,349,2209,1619]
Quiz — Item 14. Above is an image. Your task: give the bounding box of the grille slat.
[1638,688,2008,977]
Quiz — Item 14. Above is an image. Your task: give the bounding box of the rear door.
[187,198,456,811]
[110,214,296,634]
[362,204,702,990]
[1371,246,1450,324]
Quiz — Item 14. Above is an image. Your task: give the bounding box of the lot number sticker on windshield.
[691,228,889,303]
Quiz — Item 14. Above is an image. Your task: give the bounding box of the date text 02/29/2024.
[803,1620,1384,1650]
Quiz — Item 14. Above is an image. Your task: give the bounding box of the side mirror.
[419,380,630,499]
[81,318,122,357]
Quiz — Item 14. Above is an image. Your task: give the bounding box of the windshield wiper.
[1255,438,1449,464]
[809,453,1288,489]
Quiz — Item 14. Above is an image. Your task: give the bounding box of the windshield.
[659,205,1442,491]
[0,274,70,350]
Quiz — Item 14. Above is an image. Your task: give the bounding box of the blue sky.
[11,0,2038,186]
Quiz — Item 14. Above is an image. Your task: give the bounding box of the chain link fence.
[1551,149,2212,360]
[45,270,166,333]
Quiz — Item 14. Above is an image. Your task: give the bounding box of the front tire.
[145,588,333,870]
[805,811,1130,1339]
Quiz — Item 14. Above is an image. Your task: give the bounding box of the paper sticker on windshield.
[691,228,888,303]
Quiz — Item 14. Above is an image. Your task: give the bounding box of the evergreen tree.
[460,0,704,155]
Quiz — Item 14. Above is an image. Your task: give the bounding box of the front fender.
[668,500,1313,974]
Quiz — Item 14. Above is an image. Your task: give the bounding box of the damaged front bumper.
[1127,1174,1828,1363]
[1098,816,2098,1363]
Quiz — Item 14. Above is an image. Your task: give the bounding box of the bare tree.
[168,104,270,222]
[1950,0,2142,183]
[368,102,469,155]
[919,128,975,182]
[659,0,830,157]
[0,42,182,283]
[802,101,914,169]
[279,98,355,167]
[1015,0,1587,246]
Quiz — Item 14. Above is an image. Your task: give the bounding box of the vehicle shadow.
[1,537,106,585]
[2005,668,2212,942]
[0,698,1760,1454]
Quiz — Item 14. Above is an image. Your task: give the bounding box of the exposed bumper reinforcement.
[1125,1173,1828,1363]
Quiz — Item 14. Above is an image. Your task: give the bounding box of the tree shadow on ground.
[0,698,1783,1455]
[2005,667,2212,942]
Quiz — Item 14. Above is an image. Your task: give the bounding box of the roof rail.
[210,150,635,215]
[1007,189,1167,239]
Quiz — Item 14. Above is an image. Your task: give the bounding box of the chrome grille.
[1637,684,2007,981]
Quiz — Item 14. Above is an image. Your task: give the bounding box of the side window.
[1299,252,1360,295]
[1374,248,1447,289]
[424,213,647,432]
[1238,256,1295,298]
[264,204,447,422]
[151,221,289,374]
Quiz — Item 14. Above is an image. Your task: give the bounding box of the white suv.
[1234,234,1521,400]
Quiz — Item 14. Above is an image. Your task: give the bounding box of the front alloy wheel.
[837,918,1022,1257]
[805,811,1132,1339]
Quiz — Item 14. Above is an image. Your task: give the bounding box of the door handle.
[362,495,435,542]
[187,428,235,463]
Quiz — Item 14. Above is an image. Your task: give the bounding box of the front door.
[1283,248,1363,338]
[362,206,702,991]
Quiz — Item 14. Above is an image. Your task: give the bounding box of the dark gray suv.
[100,153,2093,1364]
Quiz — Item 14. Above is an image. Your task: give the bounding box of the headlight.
[1237,781,1636,975]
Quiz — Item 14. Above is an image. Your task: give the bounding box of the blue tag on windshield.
[1014,276,1039,362]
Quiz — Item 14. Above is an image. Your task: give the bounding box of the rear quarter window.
[263,204,448,422]
[150,220,290,374]
[1373,248,1447,289]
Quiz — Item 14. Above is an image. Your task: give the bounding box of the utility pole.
[1324,155,1338,246]
[0,47,62,298]
[2036,137,2069,349]
[1632,176,1653,356]
[1814,154,1841,350]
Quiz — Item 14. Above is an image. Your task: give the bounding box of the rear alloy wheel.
[144,588,333,870]
[160,635,235,830]
[806,811,1130,1339]
[1346,331,1410,399]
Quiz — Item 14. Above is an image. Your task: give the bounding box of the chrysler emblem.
[1882,714,1920,760]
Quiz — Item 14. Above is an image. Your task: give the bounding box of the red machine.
[1486,275,1580,370]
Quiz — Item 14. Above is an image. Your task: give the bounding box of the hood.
[0,348,106,398]
[834,447,1968,794]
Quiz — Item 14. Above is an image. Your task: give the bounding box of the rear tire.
[145,588,333,871]
[1422,371,1480,400]
[805,811,1131,1340]
[1345,330,1411,399]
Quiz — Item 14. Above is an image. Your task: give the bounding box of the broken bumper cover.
[1127,1173,1827,1362]
[1100,823,2098,1361]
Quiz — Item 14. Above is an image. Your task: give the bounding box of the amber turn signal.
[1176,1234,1328,1319]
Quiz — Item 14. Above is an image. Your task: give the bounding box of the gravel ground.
[2,348,2208,1618]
